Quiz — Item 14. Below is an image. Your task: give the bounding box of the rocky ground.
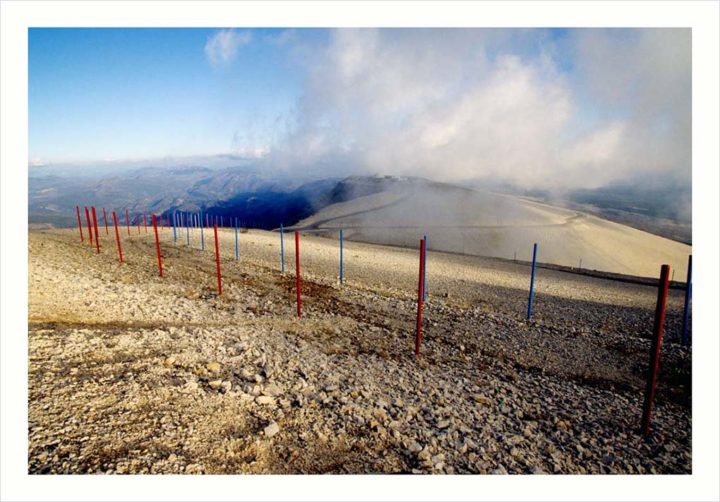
[27,227,691,474]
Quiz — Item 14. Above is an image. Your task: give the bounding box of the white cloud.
[569,29,691,184]
[267,28,690,192]
[556,122,627,188]
[205,29,251,67]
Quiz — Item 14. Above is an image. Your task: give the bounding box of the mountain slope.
[28,228,691,474]
[293,178,691,279]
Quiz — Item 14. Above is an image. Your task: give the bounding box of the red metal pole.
[416,238,426,357]
[143,213,148,233]
[75,206,84,242]
[125,209,130,235]
[153,214,163,277]
[112,211,123,264]
[137,215,141,235]
[214,224,222,295]
[641,264,671,436]
[84,206,93,246]
[91,206,101,254]
[295,230,302,318]
[102,207,109,235]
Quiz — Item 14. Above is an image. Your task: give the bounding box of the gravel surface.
[28,228,691,474]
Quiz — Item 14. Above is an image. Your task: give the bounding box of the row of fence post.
[77,205,169,264]
[74,209,693,343]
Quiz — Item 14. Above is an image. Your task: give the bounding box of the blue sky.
[29,28,321,161]
[29,28,690,192]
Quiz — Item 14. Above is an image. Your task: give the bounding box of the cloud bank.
[266,28,690,193]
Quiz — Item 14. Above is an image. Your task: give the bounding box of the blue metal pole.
[200,211,205,250]
[423,234,427,301]
[172,211,177,243]
[681,254,692,345]
[280,223,285,273]
[340,228,344,285]
[235,217,239,260]
[186,210,190,246]
[526,243,538,320]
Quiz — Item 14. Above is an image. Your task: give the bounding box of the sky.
[29,28,691,191]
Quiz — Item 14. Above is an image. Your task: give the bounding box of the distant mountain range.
[28,165,407,230]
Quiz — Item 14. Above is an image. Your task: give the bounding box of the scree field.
[27,227,691,474]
